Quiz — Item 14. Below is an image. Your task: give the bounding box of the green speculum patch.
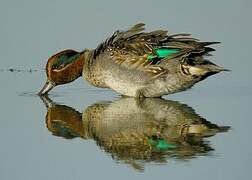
[147,138,177,151]
[147,48,180,61]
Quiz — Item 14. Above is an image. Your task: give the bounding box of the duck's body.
[39,23,227,97]
[82,49,197,97]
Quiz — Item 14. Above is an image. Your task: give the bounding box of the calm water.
[1,0,251,179]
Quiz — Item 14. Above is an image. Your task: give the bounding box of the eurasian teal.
[39,23,228,97]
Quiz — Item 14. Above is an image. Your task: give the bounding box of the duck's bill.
[38,80,55,95]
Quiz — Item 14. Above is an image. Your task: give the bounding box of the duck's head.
[38,49,85,95]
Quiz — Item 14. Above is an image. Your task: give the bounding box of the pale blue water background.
[0,0,251,179]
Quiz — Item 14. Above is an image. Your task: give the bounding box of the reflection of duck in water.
[41,96,229,171]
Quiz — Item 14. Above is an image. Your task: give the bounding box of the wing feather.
[93,23,219,79]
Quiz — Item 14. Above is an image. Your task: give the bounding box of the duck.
[38,23,228,97]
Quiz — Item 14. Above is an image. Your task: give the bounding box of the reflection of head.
[46,104,84,139]
[41,96,229,171]
[41,95,85,139]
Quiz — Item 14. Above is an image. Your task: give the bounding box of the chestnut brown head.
[38,49,84,95]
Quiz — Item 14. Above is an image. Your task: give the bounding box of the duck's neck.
[65,49,92,80]
[81,49,95,79]
[73,52,85,78]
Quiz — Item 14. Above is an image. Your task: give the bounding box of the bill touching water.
[1,1,252,179]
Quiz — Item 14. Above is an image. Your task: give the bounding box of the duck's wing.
[93,23,218,79]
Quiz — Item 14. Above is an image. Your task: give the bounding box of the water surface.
[1,0,251,179]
